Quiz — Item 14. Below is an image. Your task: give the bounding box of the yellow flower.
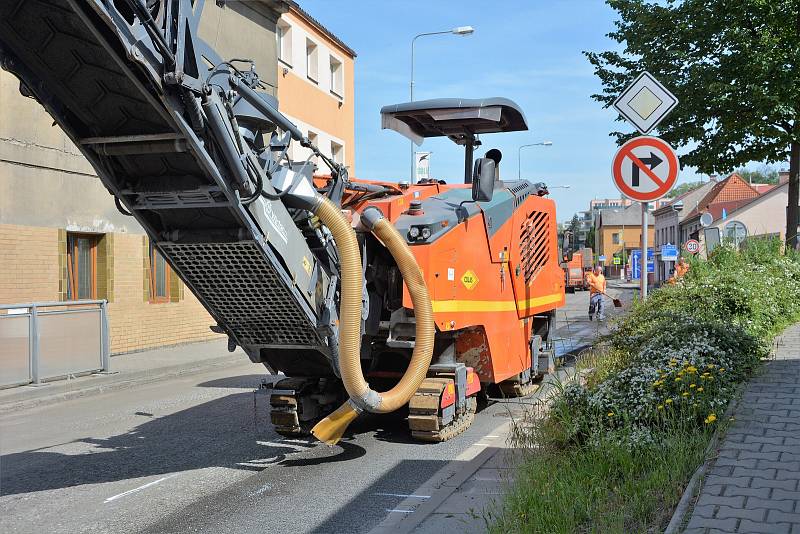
[697,387,704,392]
[665,399,673,404]
[657,405,664,410]
[675,377,682,382]
[687,366,698,373]
[682,392,690,397]
[719,368,726,373]
[689,384,696,389]
[607,412,614,417]
[704,413,717,424]
[706,363,715,369]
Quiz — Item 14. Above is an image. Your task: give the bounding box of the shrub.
[494,242,800,532]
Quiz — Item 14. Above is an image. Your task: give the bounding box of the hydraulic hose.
[311,203,435,445]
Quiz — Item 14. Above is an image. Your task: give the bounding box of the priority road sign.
[613,71,679,135]
[685,239,700,254]
[612,136,679,202]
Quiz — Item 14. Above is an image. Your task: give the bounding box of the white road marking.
[374,493,430,499]
[386,509,414,513]
[249,483,272,498]
[485,435,500,438]
[104,474,178,503]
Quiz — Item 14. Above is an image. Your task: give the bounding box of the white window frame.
[277,20,293,67]
[329,54,343,99]
[330,140,343,164]
[306,39,318,83]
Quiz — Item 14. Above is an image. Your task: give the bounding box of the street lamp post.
[518,141,553,179]
[410,26,474,182]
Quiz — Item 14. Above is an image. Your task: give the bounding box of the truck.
[0,0,565,443]
[562,248,594,292]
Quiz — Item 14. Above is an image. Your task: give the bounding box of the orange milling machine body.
[318,176,566,386]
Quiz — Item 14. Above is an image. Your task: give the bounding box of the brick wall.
[0,224,221,353]
[0,224,60,303]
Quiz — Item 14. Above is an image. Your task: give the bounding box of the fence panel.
[0,301,108,388]
[0,314,31,388]
[38,308,103,380]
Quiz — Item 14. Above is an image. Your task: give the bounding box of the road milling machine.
[0,0,565,444]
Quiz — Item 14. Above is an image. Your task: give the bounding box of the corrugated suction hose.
[311,202,435,444]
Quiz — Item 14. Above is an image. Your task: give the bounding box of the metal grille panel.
[519,211,550,283]
[161,242,321,347]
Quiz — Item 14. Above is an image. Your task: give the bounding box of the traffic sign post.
[613,71,679,135]
[611,72,680,299]
[612,136,679,202]
[661,243,678,262]
[685,239,700,255]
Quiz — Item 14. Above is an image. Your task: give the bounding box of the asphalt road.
[0,290,629,534]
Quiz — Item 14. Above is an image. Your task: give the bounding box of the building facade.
[276,2,356,173]
[653,182,715,283]
[0,1,355,354]
[706,182,790,244]
[595,204,655,276]
[678,174,760,245]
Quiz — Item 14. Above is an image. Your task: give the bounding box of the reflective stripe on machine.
[430,293,562,313]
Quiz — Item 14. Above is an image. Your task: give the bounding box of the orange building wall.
[276,9,355,173]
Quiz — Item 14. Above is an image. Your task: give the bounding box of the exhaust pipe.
[310,203,435,445]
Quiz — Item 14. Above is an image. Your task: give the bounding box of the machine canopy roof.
[380,97,528,146]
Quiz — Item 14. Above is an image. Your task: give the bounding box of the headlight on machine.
[421,227,431,240]
[408,227,420,239]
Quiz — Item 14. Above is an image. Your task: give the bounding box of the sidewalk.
[681,323,800,533]
[370,371,576,534]
[0,339,246,413]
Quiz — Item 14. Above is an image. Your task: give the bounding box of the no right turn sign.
[612,136,679,202]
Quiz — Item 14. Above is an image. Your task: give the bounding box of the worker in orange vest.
[669,256,690,284]
[587,265,607,321]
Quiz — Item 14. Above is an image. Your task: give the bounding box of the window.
[307,131,318,166]
[67,233,99,300]
[149,241,170,302]
[329,55,343,97]
[277,20,293,66]
[306,39,318,82]
[331,140,343,164]
[612,232,620,245]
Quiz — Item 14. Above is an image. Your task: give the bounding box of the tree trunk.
[787,141,800,250]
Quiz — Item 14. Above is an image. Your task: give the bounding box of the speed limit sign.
[685,239,700,254]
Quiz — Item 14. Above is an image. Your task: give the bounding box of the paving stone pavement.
[684,323,800,534]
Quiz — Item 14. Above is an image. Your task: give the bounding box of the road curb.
[0,354,245,414]
[663,385,745,534]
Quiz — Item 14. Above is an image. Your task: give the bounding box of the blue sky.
[299,0,707,221]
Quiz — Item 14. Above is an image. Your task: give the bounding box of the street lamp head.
[451,26,475,35]
[542,140,553,146]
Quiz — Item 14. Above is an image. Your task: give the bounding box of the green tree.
[735,166,780,185]
[586,226,596,250]
[586,0,800,249]
[568,214,580,252]
[667,180,705,198]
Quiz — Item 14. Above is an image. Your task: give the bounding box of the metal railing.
[0,300,109,388]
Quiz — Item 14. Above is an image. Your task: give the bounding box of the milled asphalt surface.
[0,288,631,534]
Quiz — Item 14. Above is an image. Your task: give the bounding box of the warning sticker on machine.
[461,270,479,290]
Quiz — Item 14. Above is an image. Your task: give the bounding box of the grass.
[488,429,709,533]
